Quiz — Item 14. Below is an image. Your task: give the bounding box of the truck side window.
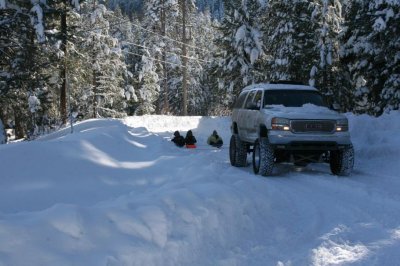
[244,91,256,109]
[234,92,249,109]
[254,90,262,108]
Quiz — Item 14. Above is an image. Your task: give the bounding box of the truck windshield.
[263,89,326,107]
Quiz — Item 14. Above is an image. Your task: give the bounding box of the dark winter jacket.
[172,131,185,147]
[207,130,223,148]
[185,130,197,145]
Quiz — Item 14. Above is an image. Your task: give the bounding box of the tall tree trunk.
[13,107,25,139]
[161,0,169,114]
[0,110,6,144]
[92,0,98,118]
[180,0,188,116]
[60,0,68,124]
[92,53,97,118]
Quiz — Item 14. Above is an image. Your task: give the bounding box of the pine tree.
[212,0,265,107]
[42,0,83,124]
[0,0,54,138]
[135,54,160,115]
[76,1,128,118]
[374,1,400,113]
[262,0,318,84]
[310,0,346,108]
[187,9,216,115]
[264,0,295,81]
[110,6,139,114]
[139,0,207,116]
[199,12,230,115]
[138,0,179,114]
[194,0,224,19]
[341,0,400,115]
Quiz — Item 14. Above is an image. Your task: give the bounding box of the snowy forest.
[0,0,399,142]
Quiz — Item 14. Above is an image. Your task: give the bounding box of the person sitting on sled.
[185,130,197,148]
[172,130,185,147]
[207,130,223,148]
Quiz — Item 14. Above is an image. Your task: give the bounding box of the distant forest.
[0,0,399,143]
[107,0,224,19]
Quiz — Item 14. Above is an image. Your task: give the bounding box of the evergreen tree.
[199,13,230,115]
[187,9,216,115]
[263,0,318,84]
[311,0,346,108]
[193,0,224,19]
[0,0,54,138]
[373,1,400,113]
[77,2,128,118]
[212,0,265,108]
[135,53,160,115]
[264,0,295,81]
[110,6,139,114]
[138,0,179,114]
[43,0,83,124]
[341,0,400,115]
[162,6,218,116]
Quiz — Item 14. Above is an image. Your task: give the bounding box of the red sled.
[186,144,197,149]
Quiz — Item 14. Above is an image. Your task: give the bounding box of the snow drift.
[0,112,399,265]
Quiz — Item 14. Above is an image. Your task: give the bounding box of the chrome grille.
[291,120,335,133]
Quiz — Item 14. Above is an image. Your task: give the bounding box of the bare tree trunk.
[180,0,188,116]
[60,0,68,124]
[161,0,169,114]
[13,107,25,139]
[92,0,98,118]
[0,110,6,144]
[92,55,97,118]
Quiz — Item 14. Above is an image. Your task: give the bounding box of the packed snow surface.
[0,113,400,265]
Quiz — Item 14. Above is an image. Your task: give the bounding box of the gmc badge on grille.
[306,123,323,130]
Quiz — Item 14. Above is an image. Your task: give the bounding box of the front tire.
[253,138,274,176]
[330,145,354,176]
[229,135,247,167]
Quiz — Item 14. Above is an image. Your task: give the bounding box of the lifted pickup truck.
[229,83,354,176]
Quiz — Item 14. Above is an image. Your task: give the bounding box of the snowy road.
[0,114,399,265]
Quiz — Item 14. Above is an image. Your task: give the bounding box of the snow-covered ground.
[0,113,399,266]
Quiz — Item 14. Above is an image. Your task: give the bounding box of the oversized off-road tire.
[229,134,247,167]
[330,145,354,176]
[253,138,275,176]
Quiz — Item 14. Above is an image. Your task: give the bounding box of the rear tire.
[229,135,247,167]
[253,138,274,176]
[330,145,354,176]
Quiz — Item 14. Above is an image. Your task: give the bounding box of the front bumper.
[271,141,351,151]
[268,131,352,151]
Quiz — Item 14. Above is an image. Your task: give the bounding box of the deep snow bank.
[348,111,400,161]
[0,113,399,266]
[123,115,232,149]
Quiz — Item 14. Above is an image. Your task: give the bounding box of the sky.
[0,112,399,266]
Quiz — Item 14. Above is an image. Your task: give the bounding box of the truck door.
[246,90,263,140]
[241,90,257,140]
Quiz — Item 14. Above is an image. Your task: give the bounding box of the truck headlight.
[336,119,349,132]
[271,117,290,131]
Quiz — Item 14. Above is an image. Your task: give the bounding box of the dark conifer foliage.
[1,0,399,142]
[0,1,56,138]
[341,0,400,115]
[210,0,265,110]
[263,0,318,84]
